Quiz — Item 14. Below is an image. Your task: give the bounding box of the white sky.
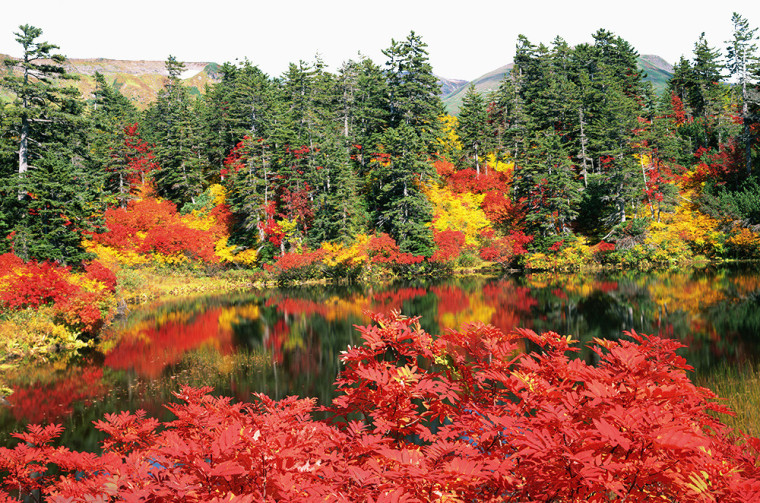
[2,1,760,81]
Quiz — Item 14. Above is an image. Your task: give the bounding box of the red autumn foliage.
[139,223,216,262]
[84,260,117,292]
[690,141,744,186]
[104,307,235,379]
[2,312,758,501]
[479,231,533,267]
[266,249,325,283]
[92,197,222,263]
[594,240,616,253]
[0,253,115,333]
[430,229,466,263]
[549,239,565,252]
[0,254,76,309]
[367,233,400,264]
[671,93,687,126]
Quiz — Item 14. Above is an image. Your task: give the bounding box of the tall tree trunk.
[18,116,29,200]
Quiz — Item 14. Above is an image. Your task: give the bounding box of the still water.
[2,267,759,452]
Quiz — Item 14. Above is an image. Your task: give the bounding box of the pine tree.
[383,32,444,154]
[2,25,80,198]
[515,131,581,236]
[88,72,142,207]
[373,123,435,255]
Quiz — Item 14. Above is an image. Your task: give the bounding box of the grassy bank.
[697,363,760,439]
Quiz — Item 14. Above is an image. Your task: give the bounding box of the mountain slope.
[442,55,673,115]
[0,56,221,107]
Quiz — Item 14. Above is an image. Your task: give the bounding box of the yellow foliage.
[438,115,463,158]
[425,184,492,246]
[438,297,495,331]
[214,237,259,265]
[524,238,594,271]
[83,240,148,267]
[486,152,515,174]
[218,305,260,333]
[208,183,227,206]
[726,226,760,256]
[646,190,726,260]
[321,235,370,268]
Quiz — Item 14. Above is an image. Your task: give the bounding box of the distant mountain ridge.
[0,54,221,107]
[440,54,674,115]
[2,53,672,114]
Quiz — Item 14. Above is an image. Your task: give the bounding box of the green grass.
[697,363,760,439]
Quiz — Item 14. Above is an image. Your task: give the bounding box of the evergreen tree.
[383,32,444,154]
[0,25,96,264]
[88,72,142,207]
[144,55,204,205]
[487,68,528,159]
[372,123,435,255]
[726,12,759,173]
[2,25,80,197]
[456,84,490,174]
[203,60,275,173]
[514,131,581,236]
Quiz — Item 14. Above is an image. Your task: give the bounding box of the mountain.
[437,76,468,97]
[441,55,673,115]
[0,55,221,107]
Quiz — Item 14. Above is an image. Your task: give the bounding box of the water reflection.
[2,267,760,450]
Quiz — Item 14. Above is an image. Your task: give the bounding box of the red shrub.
[0,254,78,309]
[139,223,217,263]
[2,312,758,501]
[479,231,533,267]
[84,260,117,292]
[430,229,466,263]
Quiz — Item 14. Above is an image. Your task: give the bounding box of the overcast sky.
[2,1,760,81]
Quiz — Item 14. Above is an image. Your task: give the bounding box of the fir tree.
[145,55,204,205]
[457,84,490,175]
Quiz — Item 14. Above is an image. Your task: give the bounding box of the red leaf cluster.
[92,197,222,263]
[479,231,533,267]
[429,230,465,263]
[2,312,758,501]
[0,253,116,333]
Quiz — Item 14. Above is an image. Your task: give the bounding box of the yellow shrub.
[426,184,492,247]
[215,237,259,265]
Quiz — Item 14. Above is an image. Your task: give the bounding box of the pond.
[2,266,760,452]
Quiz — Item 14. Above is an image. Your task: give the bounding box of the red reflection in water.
[430,285,470,315]
[7,367,106,423]
[369,287,428,313]
[104,308,234,378]
[266,297,330,318]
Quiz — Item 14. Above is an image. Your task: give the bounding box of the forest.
[2,13,760,501]
[0,16,758,278]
